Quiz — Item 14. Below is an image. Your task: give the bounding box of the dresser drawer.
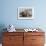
[3,32,23,36]
[3,35,23,44]
[32,36,45,44]
[32,44,44,46]
[24,35,44,44]
[24,32,44,36]
[3,42,23,46]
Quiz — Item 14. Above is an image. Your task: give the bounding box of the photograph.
[18,7,34,19]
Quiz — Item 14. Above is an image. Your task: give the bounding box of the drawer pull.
[9,38,13,40]
[32,39,36,40]
[9,38,12,40]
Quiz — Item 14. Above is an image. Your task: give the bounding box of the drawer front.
[32,36,45,44]
[3,43,23,46]
[3,36,23,44]
[3,32,23,36]
[24,32,45,36]
[32,44,44,46]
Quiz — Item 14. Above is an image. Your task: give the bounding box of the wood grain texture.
[2,32,45,46]
[2,32,23,46]
[24,32,45,46]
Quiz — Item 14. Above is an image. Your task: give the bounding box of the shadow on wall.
[0,24,7,43]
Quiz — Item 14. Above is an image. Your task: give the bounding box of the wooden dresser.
[2,32,45,46]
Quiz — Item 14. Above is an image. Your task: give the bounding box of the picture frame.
[18,7,34,19]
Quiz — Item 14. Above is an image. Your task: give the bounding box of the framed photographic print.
[18,7,34,19]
